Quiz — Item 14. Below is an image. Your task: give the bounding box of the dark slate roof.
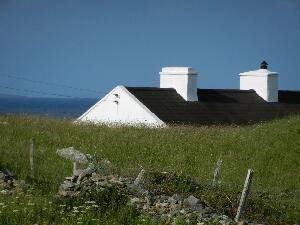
[126,87,300,125]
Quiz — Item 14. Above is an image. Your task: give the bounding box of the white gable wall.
[76,86,165,127]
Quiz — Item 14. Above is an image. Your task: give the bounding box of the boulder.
[56,147,88,163]
[183,195,200,207]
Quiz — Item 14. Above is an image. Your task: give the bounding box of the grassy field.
[0,115,299,224]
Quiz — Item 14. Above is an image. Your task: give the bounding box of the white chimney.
[159,67,198,101]
[239,61,279,102]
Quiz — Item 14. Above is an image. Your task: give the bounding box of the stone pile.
[58,168,233,225]
[128,193,231,224]
[0,169,27,195]
[58,166,128,197]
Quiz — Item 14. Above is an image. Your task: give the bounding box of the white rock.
[56,147,88,163]
[61,180,75,190]
[134,169,145,186]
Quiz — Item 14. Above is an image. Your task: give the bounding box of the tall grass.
[0,115,299,224]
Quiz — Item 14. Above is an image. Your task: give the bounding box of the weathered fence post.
[235,169,254,222]
[212,158,222,187]
[29,139,35,179]
[73,162,77,176]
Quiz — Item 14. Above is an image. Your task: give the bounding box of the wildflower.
[0,203,4,206]
[27,202,35,206]
[59,204,66,207]
[72,209,79,213]
[92,204,99,208]
[13,210,19,213]
[77,222,83,224]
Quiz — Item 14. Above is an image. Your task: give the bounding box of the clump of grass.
[143,171,201,196]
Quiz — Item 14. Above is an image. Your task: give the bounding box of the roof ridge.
[197,89,256,93]
[125,87,300,93]
[125,86,176,91]
[126,87,258,92]
[279,90,300,93]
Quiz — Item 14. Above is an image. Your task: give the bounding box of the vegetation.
[0,115,299,225]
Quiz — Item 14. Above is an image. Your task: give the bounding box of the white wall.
[76,86,165,127]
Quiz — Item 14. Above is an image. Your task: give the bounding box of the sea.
[0,95,98,118]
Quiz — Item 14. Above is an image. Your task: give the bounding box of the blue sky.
[0,0,299,98]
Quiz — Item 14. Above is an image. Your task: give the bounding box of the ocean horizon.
[0,94,98,118]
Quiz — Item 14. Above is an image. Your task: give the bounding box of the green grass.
[0,114,299,224]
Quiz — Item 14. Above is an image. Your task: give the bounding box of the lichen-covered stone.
[56,147,88,163]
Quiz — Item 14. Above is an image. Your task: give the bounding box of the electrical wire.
[0,73,106,94]
[0,85,85,98]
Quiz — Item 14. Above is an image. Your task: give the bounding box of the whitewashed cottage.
[76,62,300,127]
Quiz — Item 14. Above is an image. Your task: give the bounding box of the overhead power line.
[0,73,106,95]
[0,85,85,98]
